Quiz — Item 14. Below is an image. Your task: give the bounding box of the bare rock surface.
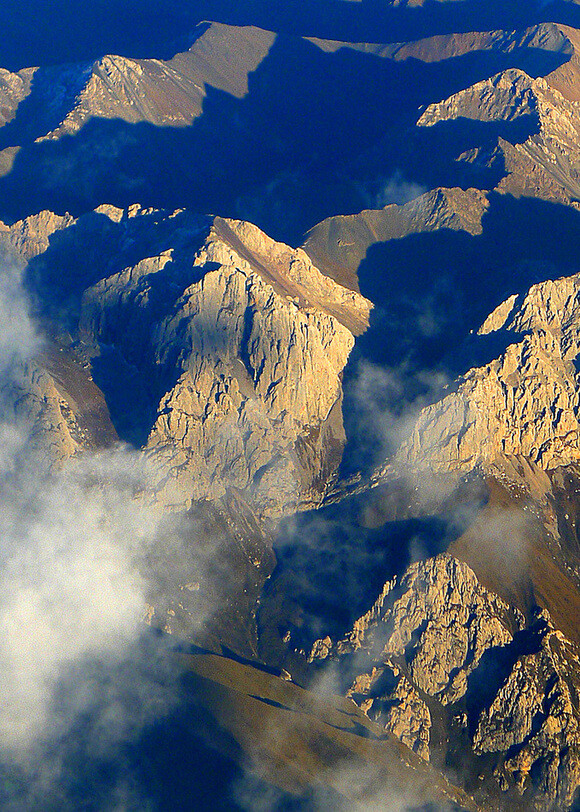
[398,271,580,476]
[0,210,75,260]
[303,186,488,292]
[331,555,519,705]
[347,664,432,761]
[473,613,580,810]
[0,204,370,518]
[0,66,35,127]
[0,343,118,472]
[37,24,275,140]
[310,553,580,809]
[81,215,370,516]
[419,67,580,202]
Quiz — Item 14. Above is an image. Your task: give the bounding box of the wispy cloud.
[343,358,449,475]
[362,171,427,210]
[0,258,186,806]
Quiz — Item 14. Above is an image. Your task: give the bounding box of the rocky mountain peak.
[418,67,545,126]
[303,186,489,292]
[419,64,580,201]
[405,185,489,233]
[0,205,367,517]
[397,270,580,475]
[37,22,276,141]
[308,553,580,809]
[0,66,35,127]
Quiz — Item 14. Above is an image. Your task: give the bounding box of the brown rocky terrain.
[303,186,489,292]
[0,66,35,127]
[0,204,370,517]
[0,203,371,662]
[418,66,580,202]
[39,23,275,140]
[308,554,580,810]
[183,646,479,811]
[4,3,580,809]
[399,272,580,475]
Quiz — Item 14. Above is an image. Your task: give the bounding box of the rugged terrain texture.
[309,554,580,811]
[0,202,372,658]
[0,346,118,470]
[0,66,35,127]
[0,23,274,148]
[40,23,275,139]
[0,204,369,517]
[4,2,580,808]
[399,272,580,474]
[303,186,489,292]
[418,66,580,202]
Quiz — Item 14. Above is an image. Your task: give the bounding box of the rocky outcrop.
[0,66,35,127]
[40,24,275,139]
[347,664,432,761]
[0,344,119,472]
[0,360,84,469]
[0,203,370,517]
[330,555,519,704]
[398,271,580,476]
[310,553,580,810]
[418,68,580,202]
[0,210,75,260]
[80,214,370,516]
[303,186,488,292]
[473,613,580,810]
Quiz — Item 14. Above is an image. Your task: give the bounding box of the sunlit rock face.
[419,67,580,202]
[6,6,580,809]
[310,553,580,810]
[0,205,370,518]
[398,272,580,475]
[0,23,274,144]
[0,66,35,126]
[79,213,370,516]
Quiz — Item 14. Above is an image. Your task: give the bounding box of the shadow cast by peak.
[0,1,211,71]
[354,193,580,367]
[0,0,567,72]
[256,473,491,680]
[24,207,209,326]
[339,193,580,474]
[354,110,543,209]
[257,483,476,668]
[0,64,95,151]
[464,615,546,737]
[22,206,213,446]
[0,32,569,246]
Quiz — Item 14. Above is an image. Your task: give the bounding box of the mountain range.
[2,2,580,810]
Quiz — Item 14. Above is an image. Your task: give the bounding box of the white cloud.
[0,260,181,804]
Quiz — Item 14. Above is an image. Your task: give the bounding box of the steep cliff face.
[41,24,275,139]
[0,204,370,518]
[0,210,75,260]
[399,272,580,474]
[419,67,580,201]
[303,186,489,292]
[0,350,117,472]
[0,66,35,126]
[0,203,369,656]
[80,214,370,516]
[5,6,580,808]
[310,554,580,810]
